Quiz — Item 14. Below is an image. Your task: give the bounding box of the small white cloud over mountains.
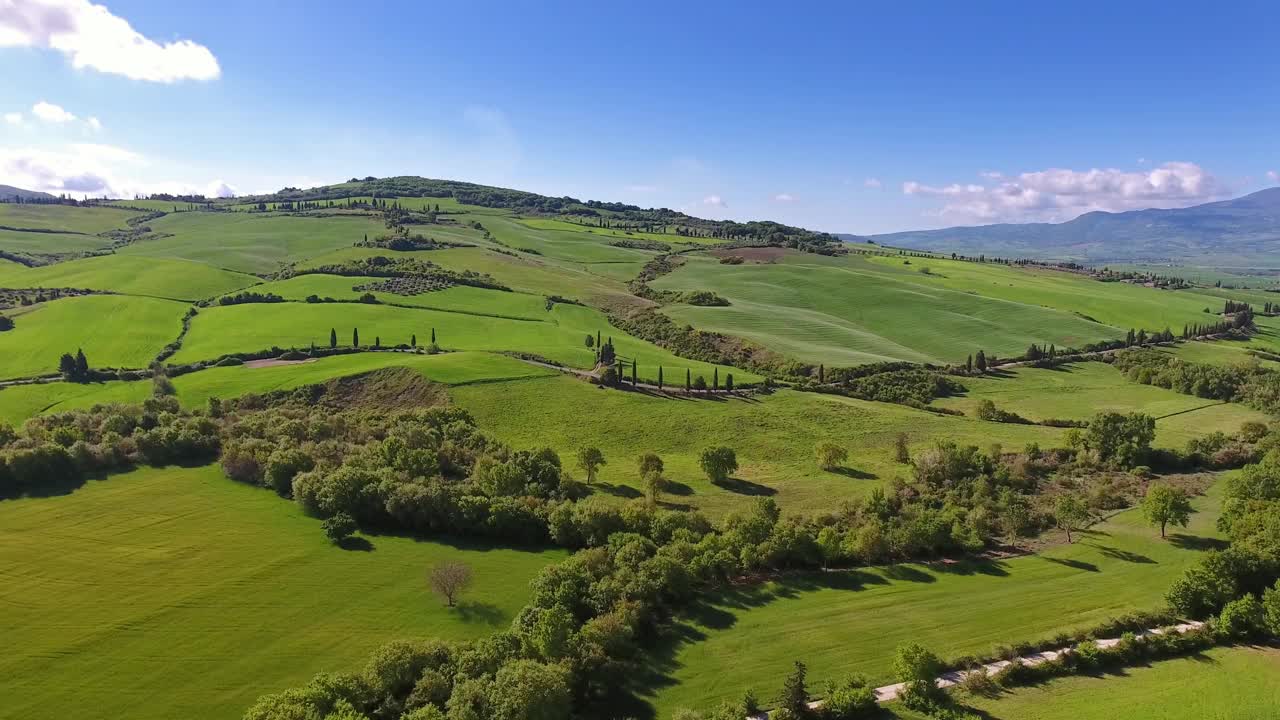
[903,162,1223,223]
[702,195,726,208]
[0,0,220,82]
[0,142,233,198]
[773,193,794,202]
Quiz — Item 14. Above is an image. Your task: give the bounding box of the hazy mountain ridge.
[853,187,1280,264]
[0,185,56,201]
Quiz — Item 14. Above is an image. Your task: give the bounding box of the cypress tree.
[658,366,664,390]
[411,334,417,347]
[975,350,987,372]
[375,336,381,348]
[713,367,719,391]
[353,328,360,348]
[686,368,691,392]
[726,373,734,393]
[330,328,337,348]
[966,354,973,373]
[431,328,436,344]
[74,348,88,377]
[818,364,824,383]
[632,360,638,385]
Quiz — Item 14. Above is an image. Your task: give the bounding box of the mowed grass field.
[0,351,553,426]
[0,228,112,253]
[453,376,1063,517]
[0,203,139,234]
[0,294,189,380]
[171,300,755,384]
[234,274,551,319]
[0,464,566,720]
[0,254,258,300]
[121,212,390,273]
[652,252,1125,366]
[913,645,1280,720]
[932,361,1270,447]
[647,485,1227,717]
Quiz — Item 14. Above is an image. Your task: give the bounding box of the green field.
[927,645,1280,720]
[0,294,188,380]
[0,203,139,234]
[0,351,553,426]
[648,485,1226,717]
[0,254,258,300]
[933,361,1270,447]
[0,464,565,720]
[465,214,656,263]
[652,252,1127,366]
[171,300,754,384]
[121,212,390,273]
[233,274,552,319]
[454,376,1062,517]
[0,228,112,254]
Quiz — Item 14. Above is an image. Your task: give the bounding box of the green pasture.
[233,274,551,319]
[461,214,655,264]
[649,485,1226,717]
[122,212,390,273]
[0,351,551,427]
[652,252,1123,366]
[921,645,1280,720]
[866,255,1224,332]
[516,217,711,247]
[103,199,193,212]
[932,361,1270,447]
[452,376,1062,517]
[0,228,111,254]
[0,254,258,300]
[171,300,750,384]
[0,294,188,380]
[0,203,138,234]
[0,464,564,720]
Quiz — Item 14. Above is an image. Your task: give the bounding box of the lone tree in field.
[643,468,664,506]
[411,333,417,348]
[428,560,473,607]
[637,452,664,478]
[575,447,605,485]
[894,432,911,464]
[352,328,360,348]
[700,446,738,483]
[584,334,594,349]
[431,327,436,344]
[815,441,848,470]
[1054,493,1090,543]
[1141,483,1193,538]
[322,512,357,544]
[329,328,337,348]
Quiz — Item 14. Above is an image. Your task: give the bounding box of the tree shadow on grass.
[1167,533,1229,552]
[882,563,937,583]
[1091,544,1156,564]
[452,600,505,626]
[1040,556,1099,572]
[712,476,777,496]
[337,536,375,552]
[595,482,643,499]
[934,557,1010,577]
[830,466,877,480]
[663,479,694,496]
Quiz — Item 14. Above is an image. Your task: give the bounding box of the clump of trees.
[57,349,91,382]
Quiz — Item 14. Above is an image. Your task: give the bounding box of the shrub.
[1217,595,1266,639]
[323,512,357,543]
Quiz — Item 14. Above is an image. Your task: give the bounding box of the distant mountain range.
[846,187,1280,266]
[0,185,55,202]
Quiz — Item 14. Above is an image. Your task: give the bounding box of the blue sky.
[2,0,1278,233]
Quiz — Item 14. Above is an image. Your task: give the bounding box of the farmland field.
[647,484,1227,717]
[0,254,258,300]
[121,211,390,273]
[0,203,139,234]
[0,227,111,253]
[231,274,551,319]
[919,645,1280,720]
[0,294,188,380]
[0,464,565,720]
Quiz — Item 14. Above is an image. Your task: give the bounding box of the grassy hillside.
[231,274,551,319]
[0,294,189,380]
[926,645,1280,720]
[652,252,1126,366]
[121,212,390,273]
[0,254,258,300]
[648,486,1227,717]
[0,203,139,234]
[0,464,565,720]
[0,228,111,254]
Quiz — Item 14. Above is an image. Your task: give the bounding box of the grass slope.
[122,212,390,273]
[452,377,1062,517]
[233,274,551,319]
[925,645,1280,720]
[0,351,552,427]
[0,203,138,234]
[932,361,1269,447]
[0,294,189,380]
[647,485,1227,717]
[653,252,1124,366]
[0,254,258,300]
[0,228,111,254]
[0,464,564,720]
[171,301,754,384]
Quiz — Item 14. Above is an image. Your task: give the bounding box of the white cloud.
[1267,170,1278,184]
[0,0,220,82]
[205,180,236,198]
[32,100,75,122]
[3,111,22,125]
[85,115,101,131]
[0,142,230,198]
[864,177,882,188]
[702,195,726,208]
[773,192,794,202]
[903,162,1224,223]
